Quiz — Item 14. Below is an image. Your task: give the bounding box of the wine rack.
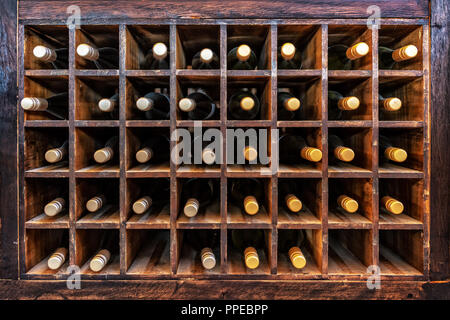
[17,16,435,287]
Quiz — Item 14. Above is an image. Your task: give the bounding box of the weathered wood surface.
[18,0,429,21]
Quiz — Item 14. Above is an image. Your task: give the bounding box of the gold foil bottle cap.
[382,97,402,111]
[346,42,370,60]
[281,42,296,60]
[200,247,216,270]
[184,198,200,217]
[284,97,301,111]
[47,247,68,270]
[178,98,196,112]
[152,42,168,60]
[334,146,355,162]
[86,195,105,213]
[44,198,65,217]
[244,247,259,269]
[240,96,255,111]
[77,43,99,61]
[288,246,307,269]
[132,196,153,214]
[98,98,116,112]
[136,147,153,164]
[90,249,111,272]
[285,194,303,213]
[392,45,418,62]
[94,147,113,164]
[382,196,404,215]
[136,97,154,111]
[45,148,65,163]
[202,148,216,165]
[243,146,258,162]
[21,97,49,111]
[385,147,408,163]
[244,195,259,215]
[338,195,359,213]
[33,45,57,62]
[236,44,251,61]
[300,147,323,162]
[338,96,360,110]
[200,48,214,63]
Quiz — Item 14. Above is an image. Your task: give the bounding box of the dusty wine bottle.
[192,48,220,69]
[47,247,68,270]
[76,43,119,69]
[380,135,408,163]
[279,230,307,269]
[44,197,66,217]
[228,88,260,120]
[230,178,264,215]
[277,89,301,120]
[379,94,402,112]
[328,42,370,70]
[231,229,265,269]
[21,92,68,120]
[135,134,169,164]
[278,42,302,69]
[182,179,215,217]
[279,180,303,213]
[33,45,68,69]
[178,88,217,120]
[227,44,257,70]
[142,42,169,69]
[98,93,119,118]
[381,196,404,215]
[132,179,169,214]
[185,230,219,270]
[379,44,418,69]
[279,134,322,163]
[329,134,355,163]
[337,194,359,213]
[136,89,170,120]
[328,90,360,119]
[86,195,107,213]
[90,231,117,272]
[93,136,119,164]
[45,140,68,164]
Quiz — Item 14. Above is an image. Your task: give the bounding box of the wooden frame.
[0,0,448,299]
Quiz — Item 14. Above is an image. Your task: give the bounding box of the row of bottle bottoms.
[32,40,418,70]
[40,133,408,167]
[21,88,404,121]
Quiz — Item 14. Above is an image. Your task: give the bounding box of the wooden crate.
[0,0,448,299]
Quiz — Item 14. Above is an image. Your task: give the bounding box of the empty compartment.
[328,229,373,275]
[277,229,322,275]
[379,128,423,173]
[277,25,322,70]
[75,76,119,120]
[22,76,69,120]
[379,230,423,275]
[328,178,373,228]
[379,178,424,227]
[126,178,170,228]
[177,229,221,274]
[227,77,271,120]
[24,127,69,173]
[126,76,170,120]
[126,230,171,275]
[227,25,271,70]
[25,178,69,228]
[25,229,69,275]
[126,25,170,70]
[75,127,120,173]
[176,25,220,69]
[328,25,372,70]
[25,25,69,70]
[328,127,372,173]
[227,229,271,275]
[126,127,170,172]
[379,25,423,70]
[227,178,271,226]
[328,77,372,120]
[75,178,120,228]
[75,25,119,69]
[176,75,220,121]
[277,178,322,228]
[177,178,220,226]
[76,229,120,275]
[277,76,322,121]
[379,76,424,121]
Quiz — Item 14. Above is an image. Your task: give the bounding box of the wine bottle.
[279,180,303,213]
[76,43,119,69]
[182,179,215,217]
[328,42,369,70]
[187,132,218,165]
[135,134,170,164]
[86,194,107,213]
[135,88,170,120]
[380,135,408,163]
[184,230,219,270]
[379,45,418,69]
[329,134,355,163]
[192,48,220,69]
[45,140,68,164]
[132,179,169,214]
[21,92,68,120]
[328,90,360,119]
[227,44,257,70]
[47,247,68,270]
[278,42,302,69]
[44,197,66,217]
[178,88,217,120]
[336,194,359,213]
[279,134,322,163]
[90,232,117,272]
[279,230,307,269]
[381,195,404,215]
[97,93,119,119]
[93,135,119,164]
[231,229,265,269]
[379,94,402,112]
[142,42,169,69]
[230,178,264,215]
[33,45,68,69]
[228,88,261,120]
[277,89,301,120]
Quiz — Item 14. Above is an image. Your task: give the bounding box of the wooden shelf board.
[126,120,170,127]
[378,163,424,178]
[225,120,272,127]
[25,163,69,177]
[80,254,121,275]
[227,165,273,177]
[24,69,69,76]
[379,212,423,230]
[327,120,373,127]
[379,121,424,128]
[75,164,120,178]
[124,70,170,77]
[26,257,69,276]
[176,201,221,228]
[277,69,321,78]
[328,70,371,78]
[277,246,321,275]
[76,206,120,229]
[227,70,271,79]
[176,120,221,127]
[176,165,221,178]
[127,234,171,275]
[328,210,372,229]
[74,69,119,76]
[277,121,322,127]
[74,120,119,127]
[277,206,321,229]
[177,245,221,275]
[25,213,70,229]
[378,70,423,77]
[126,205,170,229]
[379,245,423,276]
[227,248,270,275]
[328,241,369,275]
[126,163,170,177]
[176,69,220,77]
[278,164,322,178]
[328,163,372,178]
[227,204,271,228]
[24,120,69,127]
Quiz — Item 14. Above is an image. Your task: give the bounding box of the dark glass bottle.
[328,42,369,70]
[228,88,260,120]
[277,90,301,120]
[278,42,302,69]
[21,92,68,120]
[227,44,257,70]
[178,89,217,120]
[279,134,322,164]
[76,43,119,69]
[142,42,169,69]
[33,45,68,69]
[192,48,220,69]
[136,89,170,120]
[230,178,264,215]
[181,178,215,217]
